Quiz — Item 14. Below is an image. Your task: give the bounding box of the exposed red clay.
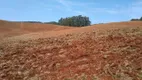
[0,20,142,80]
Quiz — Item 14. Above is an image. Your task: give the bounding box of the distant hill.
[0,20,73,38]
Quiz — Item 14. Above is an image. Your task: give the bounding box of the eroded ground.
[0,27,142,80]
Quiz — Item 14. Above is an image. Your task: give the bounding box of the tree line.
[18,16,142,27]
[17,15,91,27]
[131,17,142,21]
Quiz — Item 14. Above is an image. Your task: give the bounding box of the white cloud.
[90,8,121,15]
[57,0,70,7]
[56,0,142,19]
[91,0,142,18]
[56,0,96,15]
[56,0,125,15]
[57,0,97,7]
[132,0,142,6]
[74,11,86,15]
[130,0,142,18]
[55,0,122,18]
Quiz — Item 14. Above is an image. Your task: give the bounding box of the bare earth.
[0,20,142,80]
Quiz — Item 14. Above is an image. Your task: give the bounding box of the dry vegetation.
[0,20,142,80]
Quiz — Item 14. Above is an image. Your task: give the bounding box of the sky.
[0,0,142,24]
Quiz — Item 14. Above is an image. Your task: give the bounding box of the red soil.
[0,20,73,38]
[0,20,142,80]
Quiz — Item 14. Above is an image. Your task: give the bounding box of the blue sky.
[0,0,142,24]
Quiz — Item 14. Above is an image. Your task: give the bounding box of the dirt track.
[0,20,142,80]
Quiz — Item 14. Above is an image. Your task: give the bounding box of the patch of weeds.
[130,27,141,33]
[114,73,121,79]
[28,75,41,80]
[64,78,73,80]
[114,73,133,80]
[79,73,87,80]
[92,75,99,80]
[123,27,142,36]
[138,72,142,79]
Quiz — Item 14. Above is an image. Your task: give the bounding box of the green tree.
[58,15,91,27]
[140,17,142,21]
[131,19,139,21]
